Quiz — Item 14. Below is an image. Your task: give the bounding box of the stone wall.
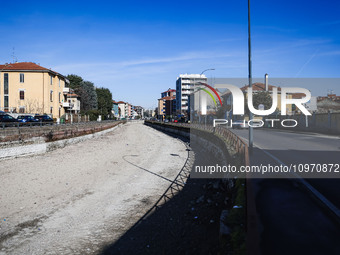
[0,121,124,144]
[0,121,125,160]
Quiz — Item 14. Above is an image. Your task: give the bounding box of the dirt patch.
[0,216,46,248]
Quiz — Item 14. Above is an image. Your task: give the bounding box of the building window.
[59,92,61,103]
[4,73,8,94]
[50,91,53,102]
[50,107,53,115]
[20,73,24,83]
[19,107,25,113]
[50,75,53,85]
[59,107,61,117]
[59,78,61,87]
[4,96,8,108]
[20,90,25,100]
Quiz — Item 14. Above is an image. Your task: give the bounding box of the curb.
[296,178,340,225]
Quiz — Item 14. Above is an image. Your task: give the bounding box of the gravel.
[0,121,188,255]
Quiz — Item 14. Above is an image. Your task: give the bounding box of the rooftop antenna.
[11,47,18,63]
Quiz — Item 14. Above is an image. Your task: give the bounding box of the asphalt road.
[232,127,340,255]
[232,128,340,208]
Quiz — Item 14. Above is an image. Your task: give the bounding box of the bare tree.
[18,99,44,114]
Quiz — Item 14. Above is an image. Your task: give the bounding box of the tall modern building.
[175,74,207,116]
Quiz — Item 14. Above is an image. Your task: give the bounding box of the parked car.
[34,115,54,125]
[17,115,40,125]
[232,120,248,129]
[0,114,19,127]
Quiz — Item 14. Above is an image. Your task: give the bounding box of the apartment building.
[158,88,176,119]
[117,101,126,119]
[0,62,69,118]
[112,100,119,118]
[176,74,207,116]
[127,103,131,118]
[134,106,144,118]
[161,88,176,98]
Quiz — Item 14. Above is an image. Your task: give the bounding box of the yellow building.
[0,62,69,118]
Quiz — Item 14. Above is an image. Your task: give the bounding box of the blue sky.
[0,0,339,108]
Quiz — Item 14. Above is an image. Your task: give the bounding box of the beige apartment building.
[0,62,69,118]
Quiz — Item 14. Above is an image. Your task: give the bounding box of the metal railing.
[214,125,250,166]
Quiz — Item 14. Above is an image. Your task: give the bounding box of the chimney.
[265,73,268,91]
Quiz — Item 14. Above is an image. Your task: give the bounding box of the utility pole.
[248,0,254,154]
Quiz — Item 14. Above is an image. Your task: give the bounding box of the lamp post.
[200,68,215,76]
[248,0,254,154]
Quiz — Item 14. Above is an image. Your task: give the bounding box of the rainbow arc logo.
[196,82,223,107]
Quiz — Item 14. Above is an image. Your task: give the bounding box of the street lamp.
[200,68,215,76]
[248,0,254,154]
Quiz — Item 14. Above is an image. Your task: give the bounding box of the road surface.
[232,128,340,208]
[232,128,340,255]
[0,121,188,255]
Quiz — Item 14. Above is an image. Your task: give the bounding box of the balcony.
[182,90,192,95]
[63,102,74,108]
[182,80,192,84]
